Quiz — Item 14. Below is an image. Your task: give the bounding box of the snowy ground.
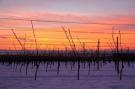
[0,62,135,89]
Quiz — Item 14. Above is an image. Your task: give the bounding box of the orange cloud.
[0,11,135,50]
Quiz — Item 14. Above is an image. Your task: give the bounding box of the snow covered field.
[0,62,135,89]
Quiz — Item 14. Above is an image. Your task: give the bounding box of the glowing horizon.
[0,0,135,51]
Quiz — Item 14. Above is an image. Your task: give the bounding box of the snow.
[0,62,135,89]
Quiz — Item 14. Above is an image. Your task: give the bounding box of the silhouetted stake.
[96,39,100,70]
[62,27,80,80]
[68,28,76,49]
[11,29,24,50]
[77,37,86,56]
[31,20,38,55]
[65,47,68,56]
[20,64,23,72]
[62,27,73,50]
[82,42,86,55]
[57,48,60,75]
[88,62,91,75]
[116,36,119,54]
[26,62,29,76]
[68,29,80,80]
[46,62,49,72]
[119,30,122,52]
[93,60,96,71]
[57,60,60,75]
[23,33,27,55]
[97,39,100,58]
[68,28,80,80]
[77,62,80,80]
[119,61,124,80]
[112,27,116,49]
[35,64,39,80]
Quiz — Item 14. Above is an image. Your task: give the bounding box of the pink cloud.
[0,10,135,28]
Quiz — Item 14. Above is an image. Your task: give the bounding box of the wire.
[0,17,135,26]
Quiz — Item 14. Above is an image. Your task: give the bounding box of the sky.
[0,0,135,50]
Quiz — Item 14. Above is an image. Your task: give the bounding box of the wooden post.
[97,39,100,58]
[116,36,119,54]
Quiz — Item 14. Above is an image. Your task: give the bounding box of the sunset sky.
[0,0,135,50]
